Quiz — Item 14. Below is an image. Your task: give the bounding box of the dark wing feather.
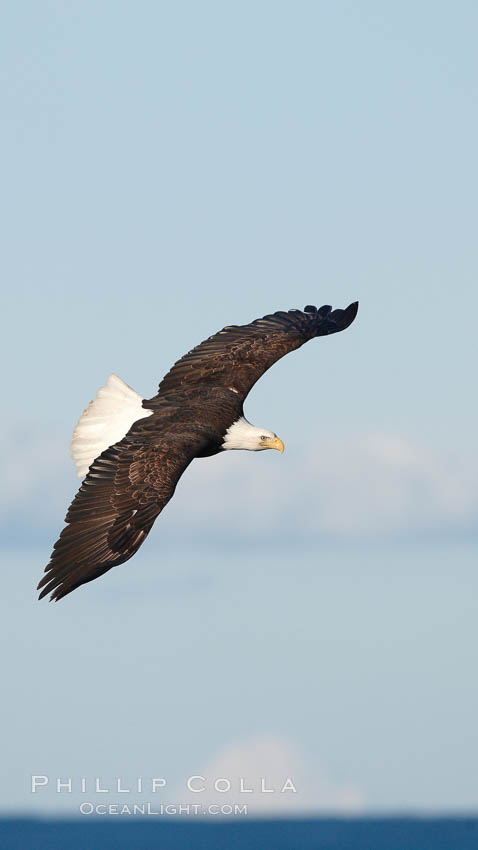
[38,432,196,601]
[156,302,358,402]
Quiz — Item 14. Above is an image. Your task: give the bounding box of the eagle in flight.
[38,301,358,601]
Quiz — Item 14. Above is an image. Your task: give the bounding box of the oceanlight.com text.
[79,802,248,816]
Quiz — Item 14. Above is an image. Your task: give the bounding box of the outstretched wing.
[38,426,196,601]
[156,302,358,402]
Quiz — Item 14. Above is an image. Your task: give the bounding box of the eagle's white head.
[222,417,284,453]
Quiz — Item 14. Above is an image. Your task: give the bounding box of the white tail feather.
[70,374,153,478]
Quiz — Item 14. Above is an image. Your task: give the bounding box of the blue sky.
[1,0,478,815]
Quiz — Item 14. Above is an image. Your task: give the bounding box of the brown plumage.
[38,301,358,601]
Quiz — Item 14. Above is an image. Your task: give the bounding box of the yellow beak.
[261,436,285,453]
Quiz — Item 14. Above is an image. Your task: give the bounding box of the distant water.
[2,818,478,849]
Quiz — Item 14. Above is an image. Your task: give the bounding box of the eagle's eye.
[260,435,268,440]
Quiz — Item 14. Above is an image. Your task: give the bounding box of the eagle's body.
[38,301,358,601]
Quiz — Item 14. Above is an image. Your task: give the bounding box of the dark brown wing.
[38,430,197,601]
[156,302,358,402]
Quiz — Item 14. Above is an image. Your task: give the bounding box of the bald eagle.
[38,301,358,601]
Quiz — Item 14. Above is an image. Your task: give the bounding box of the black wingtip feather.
[314,300,358,336]
[340,300,359,328]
